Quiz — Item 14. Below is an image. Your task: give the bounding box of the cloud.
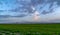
[41,9,53,15]
[0,0,60,17]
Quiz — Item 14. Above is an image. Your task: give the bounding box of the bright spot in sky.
[34,11,40,21]
[0,0,60,23]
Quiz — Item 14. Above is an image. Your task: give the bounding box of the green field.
[0,23,60,35]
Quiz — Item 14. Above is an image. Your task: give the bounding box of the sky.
[0,0,60,23]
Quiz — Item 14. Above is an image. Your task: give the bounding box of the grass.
[0,23,60,35]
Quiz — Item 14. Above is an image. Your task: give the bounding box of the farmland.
[0,23,60,35]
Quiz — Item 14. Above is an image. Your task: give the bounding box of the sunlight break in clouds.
[33,11,40,21]
[0,0,60,23]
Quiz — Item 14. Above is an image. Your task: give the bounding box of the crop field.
[0,23,60,35]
